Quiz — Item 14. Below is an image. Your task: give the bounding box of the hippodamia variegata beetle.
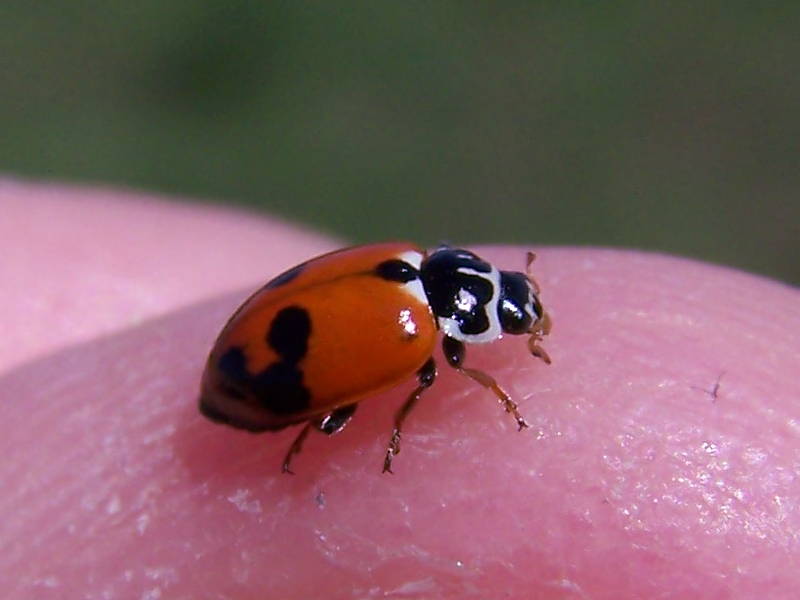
[199,243,551,473]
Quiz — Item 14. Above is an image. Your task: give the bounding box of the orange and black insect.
[199,242,551,473]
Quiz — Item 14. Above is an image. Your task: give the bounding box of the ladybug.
[199,242,551,473]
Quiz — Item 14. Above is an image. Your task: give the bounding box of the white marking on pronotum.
[396,250,428,306]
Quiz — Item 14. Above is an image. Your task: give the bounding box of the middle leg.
[383,358,437,473]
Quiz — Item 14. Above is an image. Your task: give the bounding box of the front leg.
[528,312,552,364]
[442,336,529,431]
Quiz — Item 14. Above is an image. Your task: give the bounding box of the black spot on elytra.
[199,399,234,424]
[215,306,313,415]
[375,259,419,283]
[264,263,305,289]
[267,306,311,363]
[218,382,246,400]
[256,306,312,414]
[217,346,250,385]
[251,361,311,414]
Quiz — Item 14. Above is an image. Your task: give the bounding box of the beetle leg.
[281,422,313,475]
[442,336,529,431]
[317,403,358,435]
[281,404,358,474]
[383,358,437,474]
[525,251,542,294]
[528,311,552,364]
[528,335,552,364]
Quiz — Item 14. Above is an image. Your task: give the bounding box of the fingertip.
[4,200,800,598]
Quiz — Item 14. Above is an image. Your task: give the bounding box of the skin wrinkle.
[1,184,800,598]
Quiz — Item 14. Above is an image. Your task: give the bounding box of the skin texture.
[1,179,799,599]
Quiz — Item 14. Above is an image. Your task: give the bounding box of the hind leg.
[281,404,358,474]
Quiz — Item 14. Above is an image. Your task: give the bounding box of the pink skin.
[1,180,799,599]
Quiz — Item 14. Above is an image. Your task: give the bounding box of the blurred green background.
[2,2,798,283]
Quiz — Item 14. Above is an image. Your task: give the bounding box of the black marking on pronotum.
[421,248,495,336]
[452,279,494,335]
[431,248,492,273]
[264,263,305,290]
[375,259,419,283]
